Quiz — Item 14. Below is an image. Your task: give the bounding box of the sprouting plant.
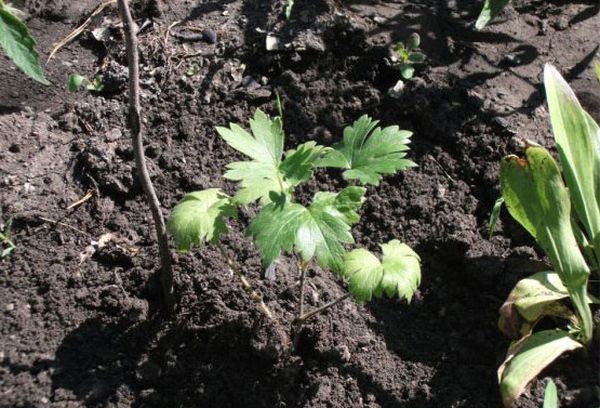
[284,0,294,20]
[168,108,421,349]
[542,379,558,408]
[0,218,16,259]
[68,73,104,92]
[0,0,49,84]
[495,64,599,406]
[476,0,510,30]
[391,33,425,80]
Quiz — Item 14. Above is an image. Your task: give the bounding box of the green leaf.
[542,379,559,408]
[317,115,416,185]
[544,64,600,257]
[407,33,420,51]
[408,52,426,64]
[594,61,600,88]
[489,196,504,239]
[400,64,415,79]
[218,109,286,205]
[0,6,49,85]
[475,0,511,30]
[248,186,365,272]
[343,240,421,303]
[498,330,582,407]
[167,189,237,252]
[279,141,326,187]
[501,146,593,342]
[68,74,86,92]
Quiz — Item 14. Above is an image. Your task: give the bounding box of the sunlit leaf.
[0,6,49,84]
[475,0,511,30]
[167,189,237,252]
[498,330,582,407]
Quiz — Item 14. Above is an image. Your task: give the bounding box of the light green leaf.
[248,186,364,272]
[167,189,237,252]
[400,64,415,79]
[498,330,582,407]
[475,0,511,30]
[284,0,294,20]
[68,74,86,92]
[0,6,49,85]
[343,240,421,303]
[217,109,285,204]
[544,64,600,258]
[489,196,504,239]
[317,115,416,185]
[594,61,600,88]
[408,52,426,64]
[218,109,326,204]
[500,146,592,342]
[279,141,326,187]
[542,379,559,408]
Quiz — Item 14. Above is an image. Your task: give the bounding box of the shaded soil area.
[1,0,599,407]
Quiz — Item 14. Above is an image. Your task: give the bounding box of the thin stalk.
[292,260,309,349]
[295,293,351,324]
[116,0,174,312]
[216,243,273,319]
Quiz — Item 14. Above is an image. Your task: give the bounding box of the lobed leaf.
[317,115,416,185]
[343,240,421,303]
[498,330,582,407]
[218,109,325,204]
[167,189,237,252]
[0,6,49,84]
[248,186,365,273]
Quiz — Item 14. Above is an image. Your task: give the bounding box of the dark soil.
[1,1,599,407]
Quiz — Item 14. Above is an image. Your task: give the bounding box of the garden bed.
[1,0,599,407]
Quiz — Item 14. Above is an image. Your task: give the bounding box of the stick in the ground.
[116,0,175,311]
[292,260,309,349]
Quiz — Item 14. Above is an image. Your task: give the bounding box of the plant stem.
[292,260,310,349]
[296,293,351,324]
[216,243,273,319]
[116,0,174,312]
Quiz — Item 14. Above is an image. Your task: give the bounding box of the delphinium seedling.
[168,108,421,349]
[0,0,49,84]
[494,65,599,406]
[391,33,426,80]
[0,218,16,259]
[68,73,104,92]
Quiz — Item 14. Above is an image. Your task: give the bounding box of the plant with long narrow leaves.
[0,0,49,84]
[168,108,420,349]
[495,64,599,406]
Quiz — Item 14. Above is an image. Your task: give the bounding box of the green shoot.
[488,196,504,239]
[0,1,49,84]
[67,73,104,92]
[497,64,597,406]
[391,33,426,80]
[284,0,294,20]
[169,108,421,350]
[476,0,511,30]
[0,218,16,259]
[542,379,559,408]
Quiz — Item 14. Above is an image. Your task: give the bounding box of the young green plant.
[391,33,425,80]
[68,73,104,92]
[0,218,15,259]
[0,0,49,84]
[495,64,598,406]
[168,109,421,349]
[476,0,510,30]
